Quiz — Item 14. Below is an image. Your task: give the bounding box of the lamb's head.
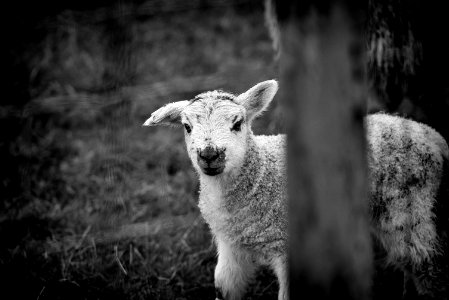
[143,80,278,177]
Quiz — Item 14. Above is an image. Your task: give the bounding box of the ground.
[0,2,284,299]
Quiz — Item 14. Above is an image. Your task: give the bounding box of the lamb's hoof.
[215,287,224,300]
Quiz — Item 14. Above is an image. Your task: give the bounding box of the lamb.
[143,80,449,299]
[144,80,287,300]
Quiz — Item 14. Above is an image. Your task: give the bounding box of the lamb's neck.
[224,134,264,198]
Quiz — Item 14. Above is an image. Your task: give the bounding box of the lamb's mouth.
[201,166,224,176]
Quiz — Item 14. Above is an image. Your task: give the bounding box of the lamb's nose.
[198,146,219,163]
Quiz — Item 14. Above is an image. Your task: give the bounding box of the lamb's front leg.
[272,256,288,300]
[214,237,256,300]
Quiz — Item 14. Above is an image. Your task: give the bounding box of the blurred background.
[3,0,449,299]
[1,0,282,299]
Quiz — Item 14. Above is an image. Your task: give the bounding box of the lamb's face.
[143,80,279,177]
[181,94,248,176]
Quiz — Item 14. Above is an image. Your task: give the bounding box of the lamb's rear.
[366,113,449,298]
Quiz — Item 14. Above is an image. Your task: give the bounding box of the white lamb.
[143,80,449,299]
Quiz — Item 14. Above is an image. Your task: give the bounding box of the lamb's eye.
[231,119,243,132]
[184,123,192,133]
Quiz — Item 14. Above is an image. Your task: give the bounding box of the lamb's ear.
[236,80,278,121]
[143,100,190,127]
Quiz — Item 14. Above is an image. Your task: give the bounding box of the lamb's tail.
[438,134,449,213]
[436,133,449,161]
[430,134,449,296]
[435,133,449,249]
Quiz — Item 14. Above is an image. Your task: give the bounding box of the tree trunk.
[274,1,372,299]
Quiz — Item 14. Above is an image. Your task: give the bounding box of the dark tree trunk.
[273,1,372,299]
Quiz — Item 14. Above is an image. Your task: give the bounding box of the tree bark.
[274,1,372,299]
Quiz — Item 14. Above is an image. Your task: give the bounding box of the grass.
[1,1,282,299]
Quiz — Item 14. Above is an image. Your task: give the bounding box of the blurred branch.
[126,73,227,111]
[23,73,227,120]
[66,0,259,24]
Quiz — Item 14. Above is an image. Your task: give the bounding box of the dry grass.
[1,1,282,299]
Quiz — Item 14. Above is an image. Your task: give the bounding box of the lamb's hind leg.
[403,253,448,300]
[214,237,256,300]
[407,225,449,299]
[408,163,449,300]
